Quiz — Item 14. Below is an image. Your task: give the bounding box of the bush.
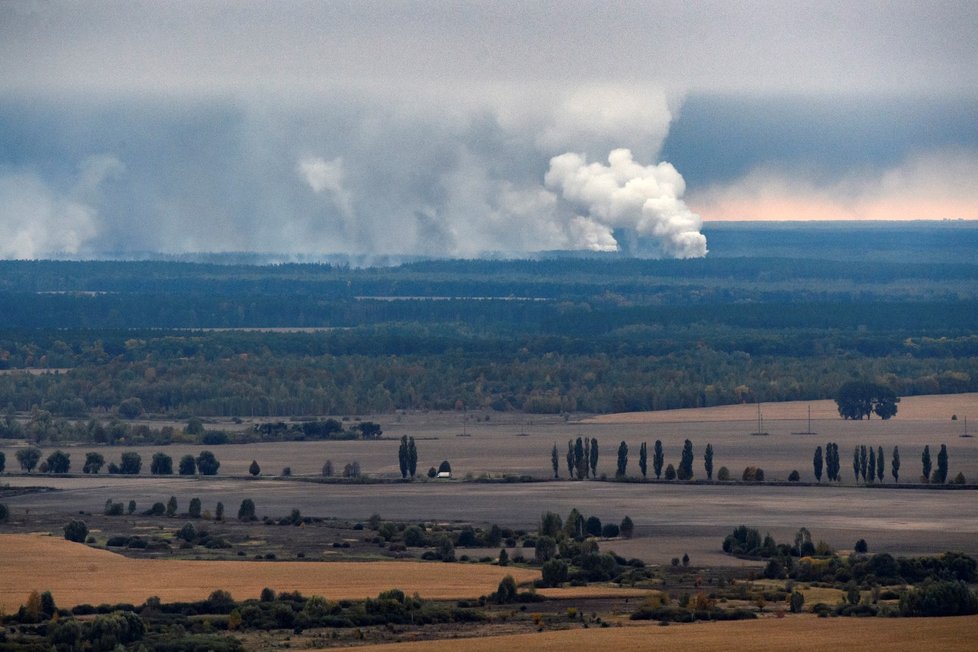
[64,520,89,543]
[900,580,978,616]
[601,523,620,538]
[238,499,257,521]
[664,464,676,480]
[717,466,730,481]
[788,470,801,482]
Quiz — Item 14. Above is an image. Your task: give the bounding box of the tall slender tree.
[891,446,900,483]
[679,439,694,480]
[653,440,664,479]
[583,438,591,478]
[859,445,868,482]
[933,444,948,484]
[639,442,648,479]
[574,437,586,480]
[704,443,714,481]
[407,436,418,477]
[589,438,599,478]
[876,446,884,483]
[813,446,823,483]
[921,445,932,482]
[852,447,860,482]
[551,443,560,479]
[566,440,574,478]
[868,447,876,482]
[398,436,410,478]
[616,441,628,478]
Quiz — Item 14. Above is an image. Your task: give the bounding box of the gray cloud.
[1,2,976,258]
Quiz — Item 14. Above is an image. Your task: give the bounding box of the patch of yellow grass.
[0,534,538,612]
[584,393,978,424]
[353,614,978,651]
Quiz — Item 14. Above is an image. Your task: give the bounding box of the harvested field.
[352,614,978,652]
[0,534,538,612]
[585,393,978,424]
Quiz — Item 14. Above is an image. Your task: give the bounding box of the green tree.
[215,501,224,521]
[565,440,574,478]
[678,439,694,480]
[584,515,602,537]
[16,446,42,472]
[638,442,648,478]
[541,559,569,587]
[933,444,949,484]
[852,447,860,482]
[551,442,560,479]
[238,498,257,521]
[704,443,714,481]
[249,459,261,476]
[196,450,220,475]
[46,449,70,473]
[178,454,196,475]
[664,463,676,480]
[186,417,205,436]
[620,515,634,538]
[151,452,173,475]
[564,508,585,539]
[789,591,805,613]
[813,445,823,482]
[922,445,932,482]
[835,381,900,420]
[877,446,884,482]
[868,447,876,482]
[653,439,664,479]
[117,397,144,419]
[892,446,901,482]
[63,520,88,543]
[0,451,5,474]
[166,495,178,517]
[495,575,518,603]
[574,437,586,479]
[589,437,599,478]
[120,451,142,475]
[616,440,628,478]
[540,511,563,537]
[859,445,868,482]
[398,436,410,479]
[83,451,105,474]
[188,497,202,518]
[407,436,418,477]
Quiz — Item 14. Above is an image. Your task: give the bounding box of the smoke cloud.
[546,149,707,258]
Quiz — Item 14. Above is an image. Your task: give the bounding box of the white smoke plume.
[0,154,123,259]
[545,149,708,258]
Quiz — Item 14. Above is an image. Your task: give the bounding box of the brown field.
[2,393,977,569]
[352,615,978,652]
[586,393,978,424]
[0,534,539,613]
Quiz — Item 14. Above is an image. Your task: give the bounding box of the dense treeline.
[0,256,975,417]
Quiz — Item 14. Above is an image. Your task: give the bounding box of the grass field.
[352,614,978,652]
[0,534,540,613]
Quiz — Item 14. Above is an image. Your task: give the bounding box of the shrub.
[717,466,731,481]
[188,497,202,518]
[64,520,89,543]
[238,498,257,521]
[601,523,620,538]
[788,470,801,482]
[664,464,676,480]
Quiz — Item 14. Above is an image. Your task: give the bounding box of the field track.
[0,534,539,612]
[354,614,978,652]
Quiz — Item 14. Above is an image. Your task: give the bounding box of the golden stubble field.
[352,615,978,652]
[0,534,541,613]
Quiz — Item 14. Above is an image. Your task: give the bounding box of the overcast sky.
[2,1,977,258]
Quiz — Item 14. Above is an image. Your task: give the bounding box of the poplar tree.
[678,439,694,480]
[921,445,932,482]
[876,446,884,483]
[653,439,664,479]
[868,447,876,482]
[639,442,648,478]
[813,445,823,482]
[616,441,628,478]
[933,444,948,484]
[551,443,560,479]
[704,443,714,481]
[589,438,599,478]
[891,446,900,482]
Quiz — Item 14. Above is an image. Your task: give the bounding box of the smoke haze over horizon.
[1,2,977,259]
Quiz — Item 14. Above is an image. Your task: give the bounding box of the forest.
[1,224,977,419]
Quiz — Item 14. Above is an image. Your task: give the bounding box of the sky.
[1,0,977,259]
